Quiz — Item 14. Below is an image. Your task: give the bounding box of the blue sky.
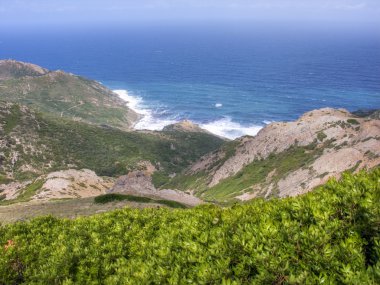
[0,0,379,27]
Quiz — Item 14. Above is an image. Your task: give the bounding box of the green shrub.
[94,193,130,203]
[151,171,171,188]
[154,199,188,209]
[0,169,379,284]
[317,131,327,141]
[94,193,187,209]
[347,118,360,125]
[94,194,152,204]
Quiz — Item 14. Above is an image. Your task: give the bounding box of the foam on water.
[113,89,146,115]
[114,89,177,131]
[134,115,178,131]
[114,89,262,139]
[200,118,262,139]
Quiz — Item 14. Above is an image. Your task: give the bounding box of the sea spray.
[113,89,177,130]
[200,118,262,139]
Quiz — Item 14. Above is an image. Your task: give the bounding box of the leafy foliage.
[1,169,379,284]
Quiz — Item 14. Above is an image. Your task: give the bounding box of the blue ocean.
[1,24,379,138]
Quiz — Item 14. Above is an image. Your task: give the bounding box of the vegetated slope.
[0,60,138,129]
[0,102,224,195]
[166,108,380,202]
[1,169,379,284]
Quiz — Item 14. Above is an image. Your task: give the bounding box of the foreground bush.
[0,169,379,284]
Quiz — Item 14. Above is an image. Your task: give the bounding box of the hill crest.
[0,60,139,129]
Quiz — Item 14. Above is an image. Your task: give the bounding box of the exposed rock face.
[186,108,380,199]
[0,60,48,80]
[33,169,114,200]
[0,169,114,201]
[0,181,30,201]
[108,162,203,206]
[163,120,211,134]
[109,172,156,196]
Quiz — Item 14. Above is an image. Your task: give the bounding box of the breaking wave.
[114,89,262,139]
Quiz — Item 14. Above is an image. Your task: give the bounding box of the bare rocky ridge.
[186,108,380,199]
[0,60,48,80]
[108,161,202,206]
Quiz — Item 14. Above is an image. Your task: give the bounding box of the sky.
[0,0,379,28]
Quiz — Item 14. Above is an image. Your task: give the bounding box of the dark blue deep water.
[1,24,379,138]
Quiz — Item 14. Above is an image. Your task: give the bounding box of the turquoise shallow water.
[1,25,379,138]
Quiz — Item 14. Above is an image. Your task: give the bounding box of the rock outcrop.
[108,162,203,206]
[0,59,48,80]
[163,120,211,134]
[181,108,380,200]
[34,169,114,200]
[0,169,114,201]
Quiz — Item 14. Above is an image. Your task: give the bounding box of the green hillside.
[1,169,379,284]
[0,102,224,182]
[0,60,137,129]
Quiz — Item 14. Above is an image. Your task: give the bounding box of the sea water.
[1,24,379,139]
